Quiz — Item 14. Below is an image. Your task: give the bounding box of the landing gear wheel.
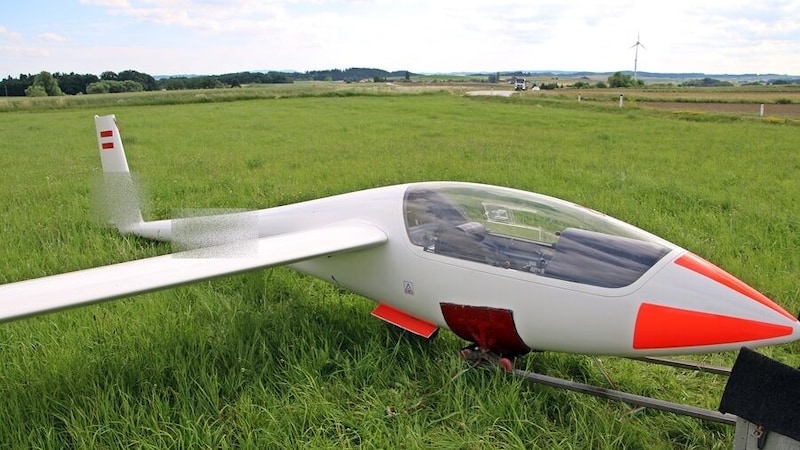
[459,344,514,372]
[459,344,481,362]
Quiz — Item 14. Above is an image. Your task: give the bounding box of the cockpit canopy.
[403,183,672,288]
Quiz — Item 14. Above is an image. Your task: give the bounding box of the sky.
[2,0,799,77]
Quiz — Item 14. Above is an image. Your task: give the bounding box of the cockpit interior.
[404,184,671,288]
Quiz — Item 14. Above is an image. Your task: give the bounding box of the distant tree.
[86,79,143,94]
[595,81,608,88]
[680,78,733,87]
[404,71,410,81]
[306,68,390,82]
[100,71,118,81]
[608,72,637,88]
[24,85,48,97]
[25,71,62,96]
[0,74,34,96]
[86,82,107,94]
[214,71,287,86]
[159,77,190,90]
[54,72,100,95]
[117,69,158,90]
[86,81,111,94]
[769,79,800,85]
[120,80,144,92]
[262,72,291,83]
[193,77,223,89]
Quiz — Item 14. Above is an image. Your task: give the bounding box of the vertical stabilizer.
[95,114,144,232]
[96,114,132,173]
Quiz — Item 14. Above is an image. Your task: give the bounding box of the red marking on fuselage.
[440,303,530,357]
[675,253,795,321]
[371,303,437,338]
[633,302,793,349]
[100,130,113,138]
[101,142,114,150]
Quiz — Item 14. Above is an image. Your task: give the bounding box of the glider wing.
[0,222,386,323]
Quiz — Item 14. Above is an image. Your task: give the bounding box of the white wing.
[0,223,386,323]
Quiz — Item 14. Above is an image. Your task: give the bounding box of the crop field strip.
[0,89,798,448]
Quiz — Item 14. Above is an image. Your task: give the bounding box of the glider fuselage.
[198,182,800,357]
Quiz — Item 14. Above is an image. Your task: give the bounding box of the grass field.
[1,88,800,448]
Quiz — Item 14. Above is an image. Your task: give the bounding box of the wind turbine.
[630,32,646,82]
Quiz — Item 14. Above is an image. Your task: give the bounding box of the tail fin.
[95,114,134,174]
[95,114,144,232]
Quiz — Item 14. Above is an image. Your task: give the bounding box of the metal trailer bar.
[630,357,732,376]
[505,367,737,425]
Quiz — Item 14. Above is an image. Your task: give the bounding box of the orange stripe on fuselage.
[675,253,795,321]
[633,303,793,349]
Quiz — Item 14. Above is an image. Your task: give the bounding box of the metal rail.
[506,366,737,425]
[630,356,732,376]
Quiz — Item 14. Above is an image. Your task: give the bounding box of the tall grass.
[1,91,799,448]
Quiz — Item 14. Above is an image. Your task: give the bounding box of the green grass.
[537,85,800,109]
[0,82,460,113]
[1,91,799,448]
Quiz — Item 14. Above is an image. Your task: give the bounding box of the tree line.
[1,68,415,97]
[1,70,155,96]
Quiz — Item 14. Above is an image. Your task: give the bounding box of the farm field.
[1,88,799,448]
[525,86,800,120]
[640,101,800,117]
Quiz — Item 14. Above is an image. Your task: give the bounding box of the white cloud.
[3,0,799,75]
[2,44,52,58]
[80,0,289,33]
[38,32,67,43]
[0,25,23,42]
[79,0,131,7]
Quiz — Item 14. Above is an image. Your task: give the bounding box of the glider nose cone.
[675,253,797,323]
[792,320,800,342]
[634,253,800,351]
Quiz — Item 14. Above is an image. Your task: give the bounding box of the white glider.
[1,115,798,361]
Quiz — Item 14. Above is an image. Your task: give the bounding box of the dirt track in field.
[640,102,800,117]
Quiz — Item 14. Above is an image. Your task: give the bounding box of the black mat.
[719,347,800,442]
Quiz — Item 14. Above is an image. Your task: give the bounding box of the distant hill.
[456,70,798,85]
[4,67,797,97]
[155,68,412,83]
[153,68,797,85]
